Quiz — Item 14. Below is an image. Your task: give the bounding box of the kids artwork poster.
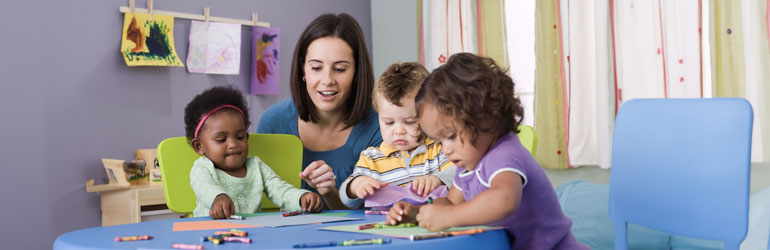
[186,21,241,74]
[120,13,184,67]
[250,26,280,95]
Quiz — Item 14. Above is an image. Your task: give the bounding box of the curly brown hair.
[415,53,523,146]
[373,62,429,110]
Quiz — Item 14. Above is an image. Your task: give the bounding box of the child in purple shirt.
[386,53,587,249]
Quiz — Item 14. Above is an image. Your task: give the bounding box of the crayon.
[223,236,252,243]
[200,235,222,242]
[339,238,391,246]
[282,211,304,217]
[214,230,247,237]
[447,228,484,236]
[373,222,416,229]
[114,235,153,242]
[427,197,433,204]
[409,227,485,241]
[172,243,204,249]
[292,241,337,248]
[207,236,222,245]
[229,215,244,220]
[356,223,377,230]
[364,210,389,215]
[409,232,449,241]
[292,238,391,248]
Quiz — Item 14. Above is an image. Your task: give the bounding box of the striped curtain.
[531,0,768,168]
[419,0,508,70]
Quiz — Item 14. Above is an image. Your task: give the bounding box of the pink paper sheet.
[364,183,448,208]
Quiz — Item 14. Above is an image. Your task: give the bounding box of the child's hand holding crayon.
[210,194,235,219]
[386,201,419,225]
[416,203,453,232]
[300,192,323,212]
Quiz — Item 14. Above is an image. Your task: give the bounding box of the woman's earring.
[302,76,305,82]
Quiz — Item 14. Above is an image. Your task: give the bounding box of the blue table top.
[54,210,511,250]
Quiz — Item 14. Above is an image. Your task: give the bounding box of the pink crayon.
[223,236,252,243]
[364,210,389,215]
[114,235,153,242]
[172,243,204,249]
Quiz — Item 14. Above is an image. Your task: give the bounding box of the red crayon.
[223,236,252,243]
[114,235,153,242]
[282,211,303,217]
[172,243,204,249]
[356,223,377,230]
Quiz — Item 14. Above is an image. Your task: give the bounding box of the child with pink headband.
[184,86,322,219]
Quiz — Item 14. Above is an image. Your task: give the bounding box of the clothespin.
[252,12,259,26]
[129,0,135,14]
[204,7,210,28]
[147,0,153,21]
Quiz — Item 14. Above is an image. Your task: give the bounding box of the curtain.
[534,0,570,169]
[419,0,508,70]
[740,0,770,162]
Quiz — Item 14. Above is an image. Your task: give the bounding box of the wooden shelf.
[88,183,179,226]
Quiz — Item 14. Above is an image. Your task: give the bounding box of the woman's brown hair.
[290,13,374,128]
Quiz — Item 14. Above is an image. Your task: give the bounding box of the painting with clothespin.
[120,0,183,67]
[251,12,280,95]
[187,7,241,74]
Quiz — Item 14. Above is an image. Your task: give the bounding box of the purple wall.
[0,0,371,249]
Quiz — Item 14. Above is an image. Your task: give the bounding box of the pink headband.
[194,104,246,139]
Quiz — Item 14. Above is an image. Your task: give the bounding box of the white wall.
[371,0,419,79]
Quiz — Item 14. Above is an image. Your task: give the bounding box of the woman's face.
[303,36,356,114]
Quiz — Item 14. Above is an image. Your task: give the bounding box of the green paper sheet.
[318,221,500,239]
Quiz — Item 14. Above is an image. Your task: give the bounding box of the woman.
[258,13,382,210]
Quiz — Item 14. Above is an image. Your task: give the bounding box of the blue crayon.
[292,241,337,248]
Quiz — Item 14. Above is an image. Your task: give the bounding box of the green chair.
[157,133,303,215]
[517,124,538,157]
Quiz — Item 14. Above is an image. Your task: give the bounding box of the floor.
[544,162,770,194]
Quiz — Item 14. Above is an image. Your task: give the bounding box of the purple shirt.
[453,132,587,250]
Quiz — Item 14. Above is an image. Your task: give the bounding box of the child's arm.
[417,172,522,232]
[189,160,230,217]
[338,152,387,208]
[257,159,311,212]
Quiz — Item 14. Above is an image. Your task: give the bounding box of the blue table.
[54,210,511,249]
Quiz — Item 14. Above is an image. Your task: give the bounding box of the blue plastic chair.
[609,98,753,250]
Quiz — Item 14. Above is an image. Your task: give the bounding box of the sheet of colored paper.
[171,220,261,232]
[224,214,362,227]
[250,26,280,95]
[120,13,184,67]
[365,183,448,208]
[318,222,499,239]
[186,20,241,74]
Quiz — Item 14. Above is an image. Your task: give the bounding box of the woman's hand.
[348,176,388,199]
[386,201,419,225]
[210,194,235,219]
[411,175,442,196]
[299,160,337,195]
[300,192,323,212]
[416,204,453,232]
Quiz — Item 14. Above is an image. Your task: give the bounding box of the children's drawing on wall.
[120,13,184,67]
[187,21,241,74]
[250,26,280,95]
